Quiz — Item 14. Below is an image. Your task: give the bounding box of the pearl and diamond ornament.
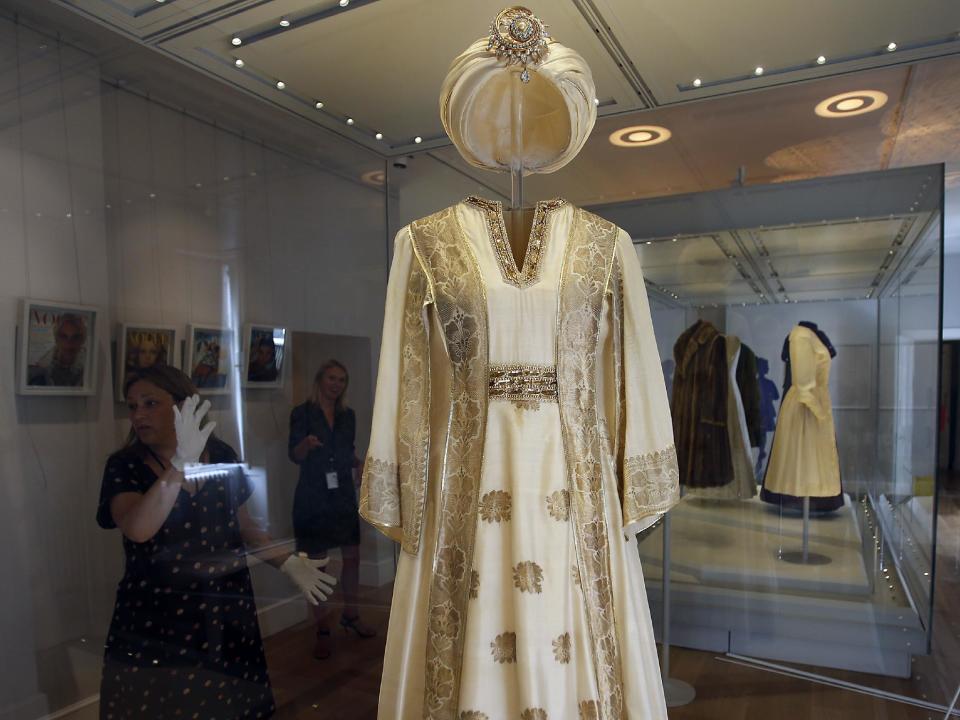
[487,6,550,83]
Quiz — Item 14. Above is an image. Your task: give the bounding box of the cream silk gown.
[359,197,679,720]
[764,324,841,498]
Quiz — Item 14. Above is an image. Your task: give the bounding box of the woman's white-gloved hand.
[171,394,216,472]
[281,553,337,605]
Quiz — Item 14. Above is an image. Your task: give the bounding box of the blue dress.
[96,438,274,719]
[288,403,361,554]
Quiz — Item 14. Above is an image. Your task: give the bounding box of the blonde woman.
[289,360,375,658]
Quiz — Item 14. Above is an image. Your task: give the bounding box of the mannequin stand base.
[780,550,832,565]
[663,677,697,707]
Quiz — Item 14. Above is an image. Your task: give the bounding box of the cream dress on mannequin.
[361,198,678,720]
[764,324,841,497]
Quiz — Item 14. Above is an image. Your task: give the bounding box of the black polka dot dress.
[96,439,275,719]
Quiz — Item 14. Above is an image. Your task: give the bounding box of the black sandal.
[339,615,376,638]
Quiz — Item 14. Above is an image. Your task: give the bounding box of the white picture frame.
[17,298,100,396]
[241,324,288,389]
[115,323,181,400]
[185,324,234,395]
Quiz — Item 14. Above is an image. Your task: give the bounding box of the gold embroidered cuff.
[622,444,681,525]
[488,363,558,404]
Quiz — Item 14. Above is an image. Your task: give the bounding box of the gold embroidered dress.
[360,197,679,720]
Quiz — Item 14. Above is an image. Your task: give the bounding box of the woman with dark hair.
[289,359,374,659]
[97,365,335,719]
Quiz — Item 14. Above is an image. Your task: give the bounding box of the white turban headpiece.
[440,7,596,175]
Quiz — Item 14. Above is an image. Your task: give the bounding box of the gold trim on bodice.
[488,363,558,406]
[464,196,566,289]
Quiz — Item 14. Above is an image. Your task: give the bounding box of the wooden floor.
[263,489,960,719]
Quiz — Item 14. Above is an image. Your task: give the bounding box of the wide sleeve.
[613,232,681,534]
[790,329,828,421]
[358,226,432,554]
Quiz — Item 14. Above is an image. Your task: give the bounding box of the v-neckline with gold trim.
[464,195,567,289]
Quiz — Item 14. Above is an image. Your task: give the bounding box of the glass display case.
[594,164,943,679]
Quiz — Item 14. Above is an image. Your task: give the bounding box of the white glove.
[281,553,337,606]
[171,394,216,472]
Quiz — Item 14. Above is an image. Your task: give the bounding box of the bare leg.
[339,544,375,637]
[311,551,333,658]
[341,544,360,619]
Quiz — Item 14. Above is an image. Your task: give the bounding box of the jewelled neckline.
[464,195,566,289]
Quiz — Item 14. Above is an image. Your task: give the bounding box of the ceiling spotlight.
[231,36,242,46]
[594,98,600,106]
[644,241,652,245]
[887,42,897,52]
[816,55,826,65]
[693,78,702,87]
[279,18,290,27]
[815,90,888,118]
[375,132,383,140]
[315,101,324,109]
[339,0,349,6]
[276,80,285,90]
[609,124,672,148]
[414,136,423,143]
[754,66,764,76]
[346,117,355,125]
[234,58,244,68]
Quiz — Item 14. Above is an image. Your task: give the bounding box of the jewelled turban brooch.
[487,6,551,83]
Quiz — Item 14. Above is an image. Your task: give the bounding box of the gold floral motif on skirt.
[478,490,512,523]
[490,632,517,664]
[512,561,544,594]
[545,489,570,521]
[552,632,571,664]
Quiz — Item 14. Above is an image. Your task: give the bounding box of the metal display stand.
[780,497,832,565]
[661,512,696,706]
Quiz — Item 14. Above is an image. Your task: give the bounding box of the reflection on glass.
[595,165,942,688]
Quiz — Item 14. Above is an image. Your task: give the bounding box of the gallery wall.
[0,16,393,719]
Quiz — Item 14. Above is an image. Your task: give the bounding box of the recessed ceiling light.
[231,36,242,46]
[346,117,355,125]
[375,132,383,140]
[414,136,423,143]
[339,0,349,6]
[671,237,678,242]
[644,241,652,245]
[887,42,897,52]
[279,18,290,27]
[594,98,600,106]
[315,101,324,109]
[276,80,285,90]
[816,55,826,65]
[693,78,702,87]
[815,90,888,118]
[608,125,672,148]
[754,66,764,76]
[234,58,244,68]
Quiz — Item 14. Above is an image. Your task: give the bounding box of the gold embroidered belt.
[488,363,558,402]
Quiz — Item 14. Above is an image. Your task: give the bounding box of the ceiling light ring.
[815,90,888,118]
[609,125,672,148]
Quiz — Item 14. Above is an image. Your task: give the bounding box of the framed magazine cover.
[115,323,180,399]
[242,324,287,389]
[185,324,234,395]
[17,298,100,396]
